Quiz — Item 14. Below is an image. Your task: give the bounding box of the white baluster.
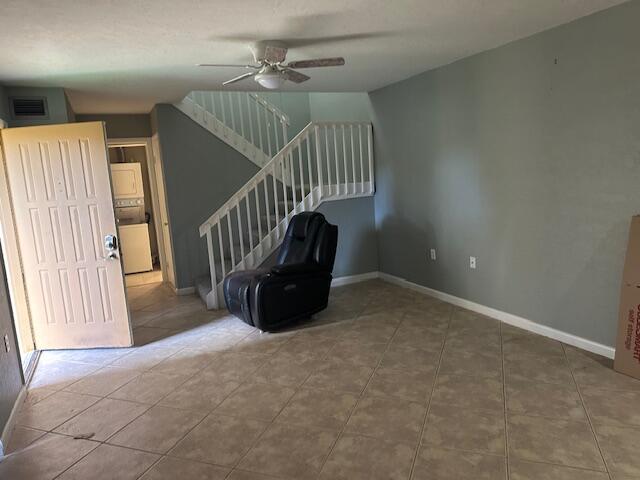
[229,95,237,135]
[256,100,264,154]
[342,125,348,196]
[297,142,305,201]
[210,92,217,119]
[254,183,263,249]
[270,167,279,241]
[263,177,271,234]
[350,125,356,195]
[315,126,323,200]
[226,210,235,268]
[368,124,374,194]
[333,125,340,196]
[245,194,254,266]
[235,201,245,266]
[306,136,313,200]
[359,124,364,193]
[281,157,288,218]
[324,125,331,191]
[290,150,297,209]
[206,228,218,307]
[219,92,227,126]
[217,220,226,278]
[238,93,246,140]
[265,107,273,157]
[247,93,255,148]
[273,111,280,152]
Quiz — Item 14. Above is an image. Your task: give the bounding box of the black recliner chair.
[223,212,338,332]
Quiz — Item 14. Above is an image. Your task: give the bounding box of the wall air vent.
[10,97,49,119]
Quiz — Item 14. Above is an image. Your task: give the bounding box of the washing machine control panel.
[115,198,144,208]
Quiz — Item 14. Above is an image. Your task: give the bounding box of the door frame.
[0,122,37,376]
[107,137,176,288]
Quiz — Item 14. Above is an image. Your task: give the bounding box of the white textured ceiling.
[0,0,627,114]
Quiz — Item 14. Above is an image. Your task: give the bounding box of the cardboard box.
[614,216,640,379]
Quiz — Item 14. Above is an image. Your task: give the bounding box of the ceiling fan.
[198,41,345,89]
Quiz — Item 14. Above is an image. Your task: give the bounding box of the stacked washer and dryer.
[111,163,154,274]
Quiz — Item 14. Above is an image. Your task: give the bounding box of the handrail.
[198,120,374,309]
[198,122,316,235]
[183,91,290,162]
[248,93,290,126]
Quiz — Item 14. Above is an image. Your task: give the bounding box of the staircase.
[175,91,290,168]
[196,121,375,309]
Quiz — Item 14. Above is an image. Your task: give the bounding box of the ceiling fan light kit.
[254,67,285,89]
[198,41,345,89]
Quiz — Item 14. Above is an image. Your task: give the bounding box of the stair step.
[195,275,212,304]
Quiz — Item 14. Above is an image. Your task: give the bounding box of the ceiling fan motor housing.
[251,40,288,63]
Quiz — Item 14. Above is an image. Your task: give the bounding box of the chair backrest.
[314,222,338,272]
[276,212,337,273]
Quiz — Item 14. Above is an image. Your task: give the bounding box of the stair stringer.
[174,96,271,168]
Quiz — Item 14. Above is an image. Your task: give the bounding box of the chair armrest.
[270,262,325,275]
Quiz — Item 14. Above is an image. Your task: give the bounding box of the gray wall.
[260,196,379,279]
[0,85,8,124]
[2,87,73,127]
[77,114,152,138]
[309,93,372,122]
[316,197,378,278]
[0,242,23,437]
[152,104,259,288]
[369,0,640,347]
[308,94,377,278]
[259,92,311,140]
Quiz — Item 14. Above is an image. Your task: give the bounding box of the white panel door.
[1,122,132,349]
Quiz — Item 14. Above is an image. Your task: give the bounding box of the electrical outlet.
[470,256,477,269]
[430,248,437,260]
[3,334,9,353]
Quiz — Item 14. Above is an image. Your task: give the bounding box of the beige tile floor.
[3,280,640,479]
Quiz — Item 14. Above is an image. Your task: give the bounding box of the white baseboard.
[1,385,27,457]
[174,286,196,296]
[331,271,379,287]
[377,272,615,359]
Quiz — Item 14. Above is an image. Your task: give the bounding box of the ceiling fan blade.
[282,69,310,84]
[222,72,255,85]
[198,63,260,69]
[264,45,288,63]
[286,57,345,69]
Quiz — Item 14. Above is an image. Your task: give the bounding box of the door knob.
[104,234,118,251]
[104,234,119,259]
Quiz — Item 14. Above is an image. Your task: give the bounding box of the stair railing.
[184,91,290,165]
[199,121,374,309]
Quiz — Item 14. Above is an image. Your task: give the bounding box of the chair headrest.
[291,212,324,240]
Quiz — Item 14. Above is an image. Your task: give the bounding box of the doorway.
[107,138,175,290]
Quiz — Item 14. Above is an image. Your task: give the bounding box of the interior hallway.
[2,280,639,479]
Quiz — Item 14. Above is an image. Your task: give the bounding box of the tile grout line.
[499,321,510,480]
[48,331,252,480]
[167,325,329,479]
[225,297,382,478]
[29,294,370,478]
[407,304,453,480]
[561,344,613,480]
[213,335,338,477]
[13,291,239,478]
[131,330,278,479]
[310,294,409,478]
[106,325,260,479]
